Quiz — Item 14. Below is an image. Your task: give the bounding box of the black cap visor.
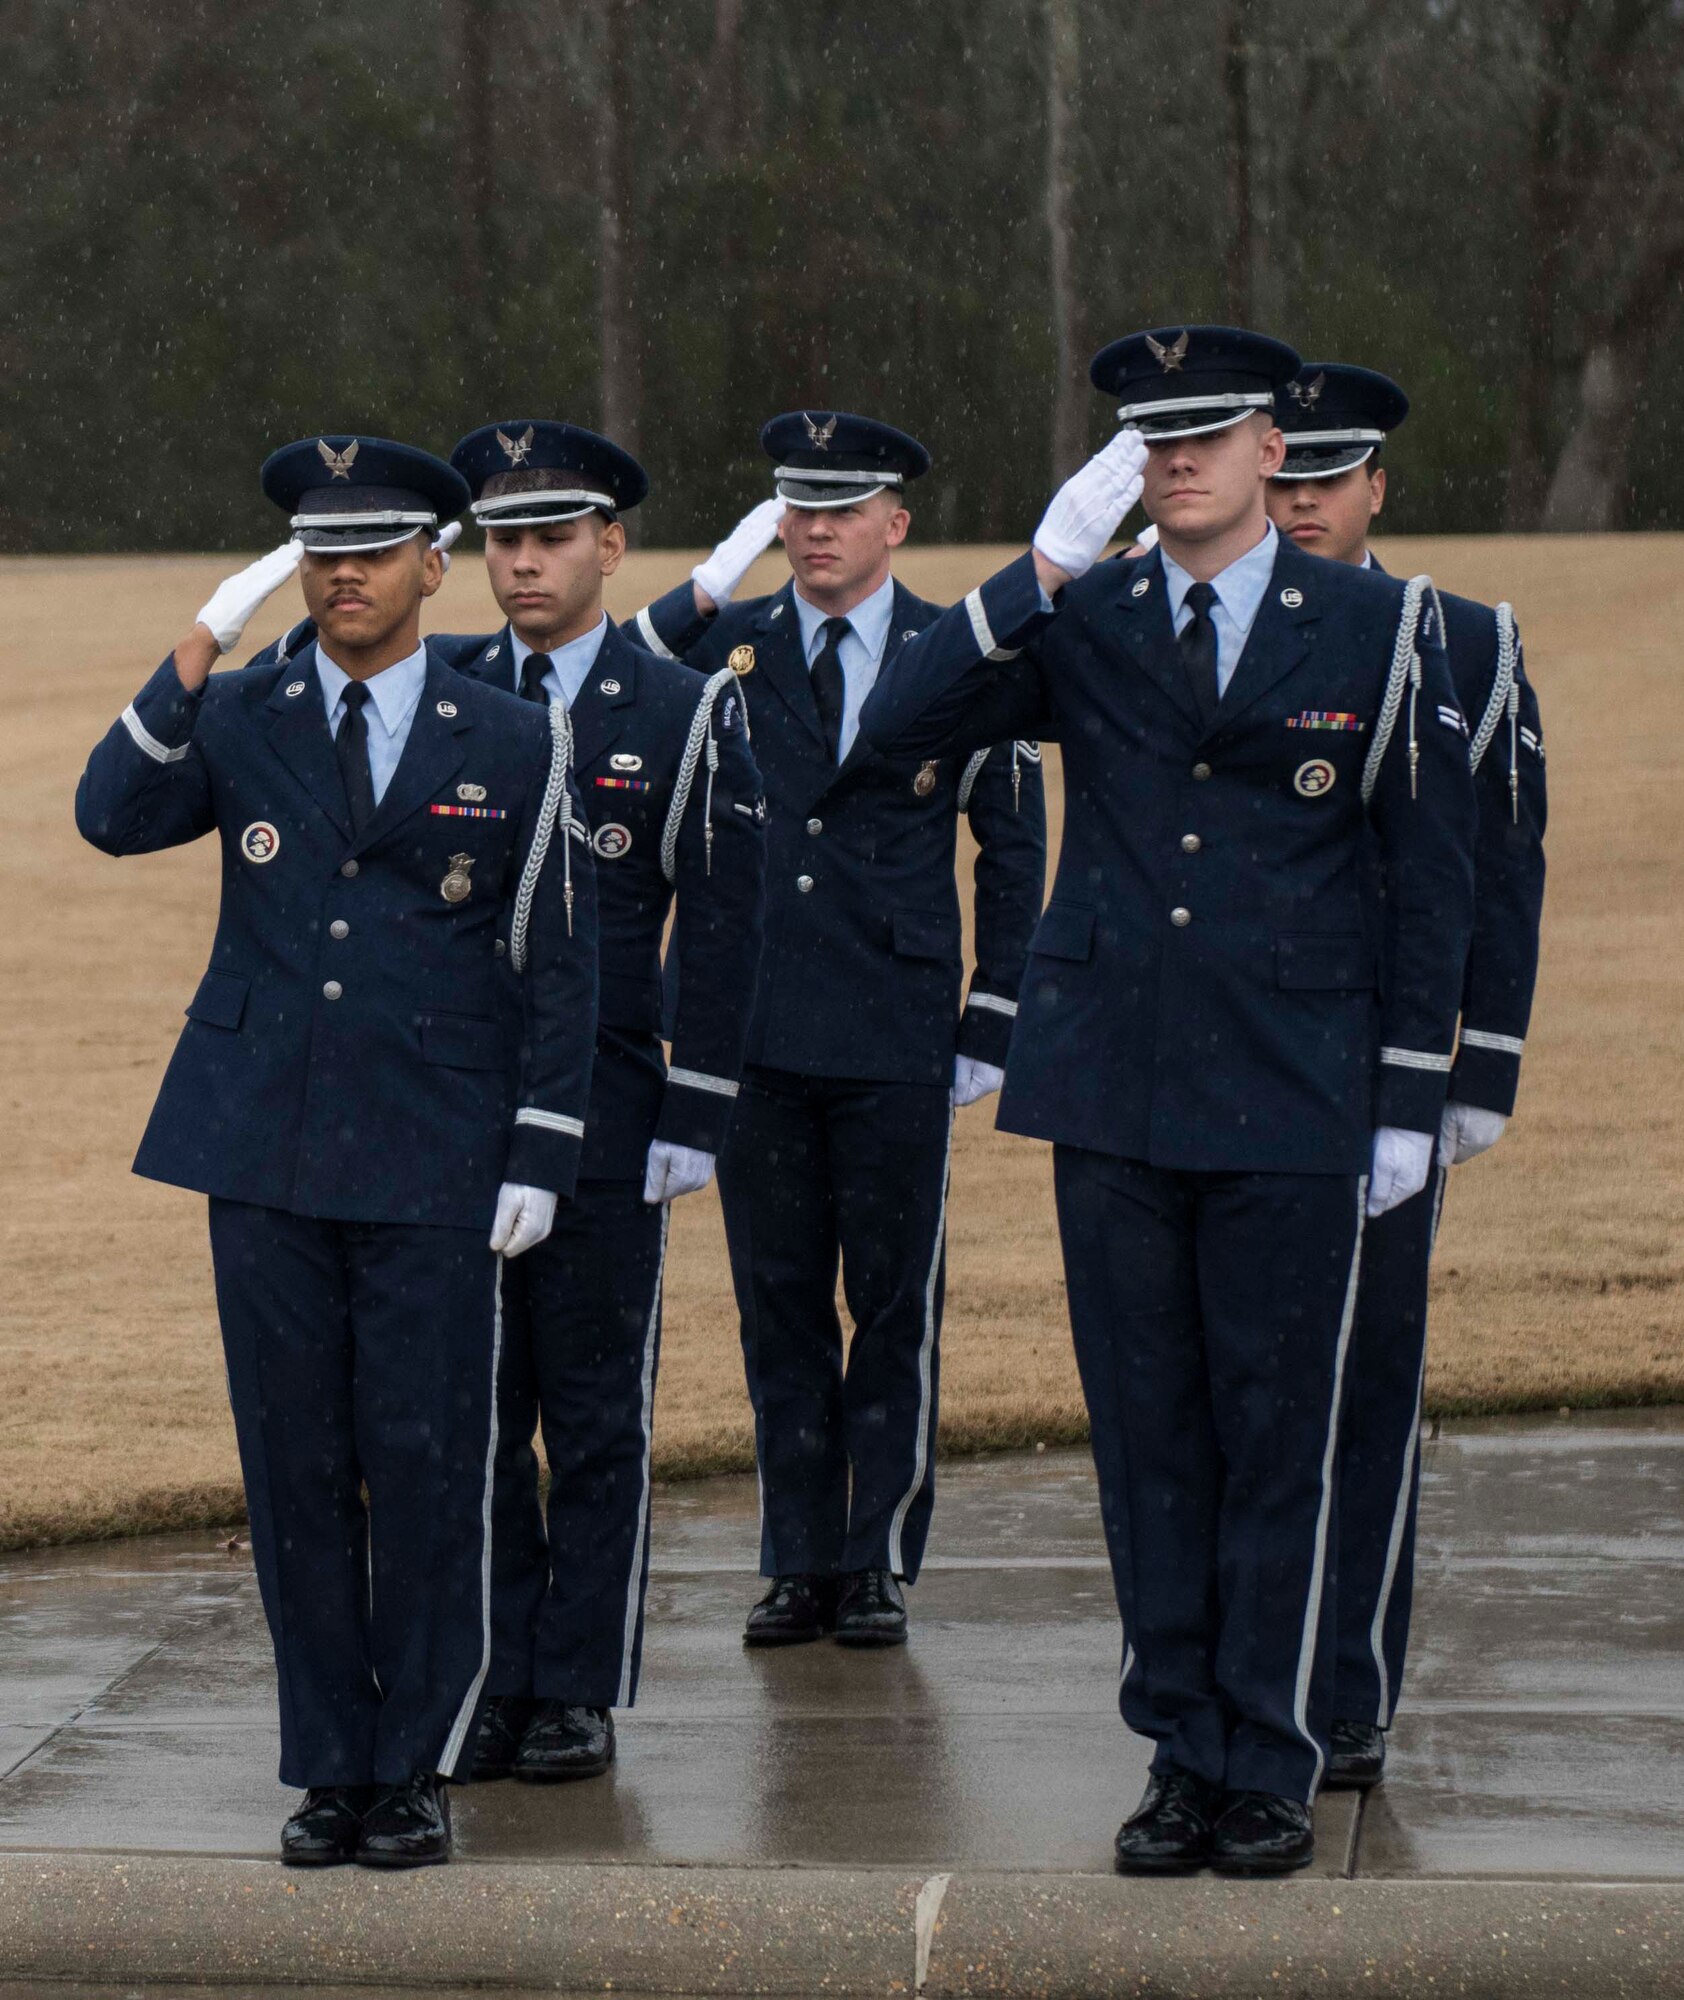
[773,466,901,509]
[290,483,436,553]
[1118,391,1276,441]
[1274,430,1384,481]
[471,488,617,527]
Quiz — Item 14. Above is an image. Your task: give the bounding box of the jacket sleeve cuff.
[654,1066,739,1156]
[1449,1035,1524,1117]
[957,990,1018,1067]
[964,550,1056,657]
[1374,1049,1453,1134]
[633,584,711,661]
[505,1109,585,1202]
[124,656,205,760]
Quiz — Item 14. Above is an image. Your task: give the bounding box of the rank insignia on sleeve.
[1437,704,1469,735]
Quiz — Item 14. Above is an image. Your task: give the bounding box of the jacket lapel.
[1099,555,1208,732]
[352,651,472,854]
[824,581,925,791]
[568,620,637,771]
[262,644,351,838]
[750,583,828,751]
[1211,540,1321,729]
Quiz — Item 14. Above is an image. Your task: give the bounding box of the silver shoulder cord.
[660,666,739,882]
[957,739,1041,815]
[1471,602,1522,823]
[1361,574,1434,806]
[511,696,578,968]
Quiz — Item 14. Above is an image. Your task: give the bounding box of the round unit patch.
[1131,577,1150,599]
[1293,758,1337,799]
[593,822,633,860]
[436,700,458,718]
[1280,587,1305,609]
[284,680,307,698]
[241,821,280,863]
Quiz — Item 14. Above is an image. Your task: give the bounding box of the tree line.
[4,0,1681,553]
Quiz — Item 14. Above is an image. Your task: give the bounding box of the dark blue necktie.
[334,681,375,834]
[1179,581,1220,723]
[811,617,849,761]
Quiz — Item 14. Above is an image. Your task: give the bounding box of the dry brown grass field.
[2,538,1680,1549]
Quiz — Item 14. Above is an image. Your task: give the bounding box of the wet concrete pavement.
[2,1409,1680,1883]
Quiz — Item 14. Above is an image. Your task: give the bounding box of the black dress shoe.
[1210,1790,1315,1876]
[468,1694,533,1782]
[744,1574,836,1646]
[1325,1718,1387,1789]
[514,1701,615,1782]
[280,1785,369,1867]
[834,1568,908,1647]
[356,1773,451,1868]
[1113,1768,1222,1875]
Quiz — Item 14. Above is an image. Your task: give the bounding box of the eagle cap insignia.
[1288,372,1326,410]
[802,412,838,450]
[1145,331,1189,373]
[497,425,536,465]
[316,438,359,480]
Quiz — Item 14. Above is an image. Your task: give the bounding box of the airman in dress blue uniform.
[431,422,767,1784]
[635,413,1047,1647]
[1268,365,1548,1788]
[75,438,598,1869]
[856,330,1479,1874]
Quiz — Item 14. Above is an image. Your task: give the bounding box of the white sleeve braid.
[510,697,577,971]
[660,666,737,883]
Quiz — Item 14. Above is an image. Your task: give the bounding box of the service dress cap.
[451,420,649,526]
[260,436,469,553]
[760,411,931,509]
[1089,326,1302,440]
[1273,364,1410,480]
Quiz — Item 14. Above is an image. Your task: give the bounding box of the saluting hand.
[174,539,306,692]
[1032,427,1150,592]
[692,497,788,615]
[490,1181,558,1257]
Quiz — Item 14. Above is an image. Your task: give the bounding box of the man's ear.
[1258,425,1287,479]
[884,505,911,551]
[1369,467,1387,521]
[598,517,627,578]
[419,541,445,600]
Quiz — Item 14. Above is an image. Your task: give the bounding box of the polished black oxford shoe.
[1209,1790,1315,1876]
[514,1701,615,1782]
[1325,1718,1387,1789]
[280,1785,369,1867]
[1112,1768,1223,1875]
[834,1568,908,1647]
[356,1772,452,1868]
[744,1573,836,1646]
[469,1694,533,1782]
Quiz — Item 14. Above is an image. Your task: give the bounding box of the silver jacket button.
[1180,834,1202,854]
[1170,907,1192,928]
[322,980,344,999]
[1191,763,1212,782]
[796,874,815,894]
[806,817,823,836]
[340,859,359,878]
[329,919,349,939]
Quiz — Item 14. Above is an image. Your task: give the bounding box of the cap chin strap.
[472,488,616,523]
[1115,389,1274,426]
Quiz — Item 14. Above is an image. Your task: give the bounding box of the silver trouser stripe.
[1459,1027,1525,1057]
[963,587,995,658]
[1380,1046,1454,1073]
[438,1256,505,1776]
[886,1111,954,1578]
[121,703,190,764]
[1291,1176,1367,1797]
[966,992,1019,1019]
[514,1107,586,1137]
[617,1206,671,1708]
[636,605,678,661]
[1370,1162,1448,1724]
[667,1066,740,1098]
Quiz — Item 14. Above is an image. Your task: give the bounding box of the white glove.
[643,1141,717,1204]
[1032,428,1150,582]
[1439,1100,1509,1168]
[194,541,305,653]
[953,1055,1005,1107]
[432,521,463,573]
[489,1182,557,1257]
[692,497,787,608]
[1367,1127,1435,1218]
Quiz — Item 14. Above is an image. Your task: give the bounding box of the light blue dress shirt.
[315,643,428,805]
[510,616,610,709]
[1160,522,1280,699]
[792,572,896,761]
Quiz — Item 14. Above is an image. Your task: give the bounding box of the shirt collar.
[1159,521,1279,632]
[792,571,897,665]
[509,615,609,701]
[315,641,428,735]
